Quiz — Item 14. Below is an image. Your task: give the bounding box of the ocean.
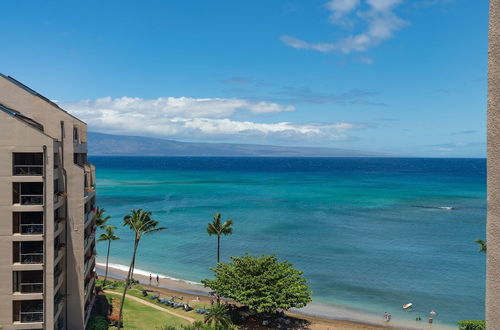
[90,156,486,327]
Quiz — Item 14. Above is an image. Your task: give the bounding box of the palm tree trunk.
[217,235,220,264]
[117,238,139,330]
[104,239,111,287]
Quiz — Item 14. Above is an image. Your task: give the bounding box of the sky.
[0,0,488,157]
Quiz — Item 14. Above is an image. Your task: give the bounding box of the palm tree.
[117,209,166,330]
[97,225,120,287]
[204,303,233,329]
[475,239,487,253]
[96,207,111,229]
[206,213,233,264]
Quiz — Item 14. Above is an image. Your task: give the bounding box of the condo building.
[0,74,97,330]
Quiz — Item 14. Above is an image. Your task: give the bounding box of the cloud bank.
[281,0,408,54]
[60,96,361,144]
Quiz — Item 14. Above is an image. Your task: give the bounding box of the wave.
[96,262,202,286]
[413,205,455,210]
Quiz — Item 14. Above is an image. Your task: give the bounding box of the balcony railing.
[20,195,43,205]
[20,311,43,323]
[20,253,43,264]
[20,224,43,235]
[18,283,43,294]
[84,234,95,250]
[13,165,43,176]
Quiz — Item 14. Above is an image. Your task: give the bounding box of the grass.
[101,279,207,322]
[106,293,190,329]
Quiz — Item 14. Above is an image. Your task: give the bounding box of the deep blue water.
[91,157,486,326]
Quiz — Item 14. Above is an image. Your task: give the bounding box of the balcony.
[85,208,96,225]
[13,212,44,235]
[15,241,43,265]
[54,265,64,290]
[54,293,65,319]
[54,242,65,265]
[84,254,96,277]
[13,182,44,206]
[84,234,95,251]
[14,271,44,294]
[13,153,43,176]
[85,275,96,301]
[74,141,88,154]
[13,300,43,323]
[84,163,96,197]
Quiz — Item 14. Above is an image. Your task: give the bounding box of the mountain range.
[87,132,389,157]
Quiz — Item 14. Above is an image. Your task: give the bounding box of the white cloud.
[282,0,408,54]
[326,0,360,26]
[60,96,360,143]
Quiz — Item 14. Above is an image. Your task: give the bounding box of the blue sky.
[0,0,488,157]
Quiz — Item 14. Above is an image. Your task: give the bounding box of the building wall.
[0,113,56,329]
[488,1,500,329]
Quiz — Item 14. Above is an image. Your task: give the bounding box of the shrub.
[458,320,486,330]
[86,316,108,330]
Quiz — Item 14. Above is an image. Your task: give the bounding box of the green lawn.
[106,294,190,329]
[101,279,207,322]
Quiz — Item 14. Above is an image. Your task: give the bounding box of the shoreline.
[95,263,453,330]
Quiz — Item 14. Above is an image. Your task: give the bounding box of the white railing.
[19,224,43,235]
[18,283,43,293]
[20,195,43,205]
[20,311,43,323]
[20,253,43,264]
[13,165,43,176]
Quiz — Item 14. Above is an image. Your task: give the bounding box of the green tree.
[204,303,233,329]
[206,213,233,263]
[97,225,119,287]
[117,209,167,330]
[202,254,312,313]
[86,316,108,330]
[457,320,486,330]
[96,207,111,229]
[475,239,487,253]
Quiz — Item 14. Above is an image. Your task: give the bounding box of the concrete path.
[105,290,196,323]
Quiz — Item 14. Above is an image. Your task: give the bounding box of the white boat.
[402,303,413,309]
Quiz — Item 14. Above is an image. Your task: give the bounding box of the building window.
[13,300,43,323]
[13,212,43,235]
[13,182,44,205]
[13,241,43,264]
[13,271,43,293]
[73,127,79,143]
[13,153,43,176]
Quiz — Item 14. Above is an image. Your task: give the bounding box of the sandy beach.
[96,263,404,330]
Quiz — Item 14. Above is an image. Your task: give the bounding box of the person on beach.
[387,313,391,322]
[383,312,388,321]
[156,274,159,286]
[149,274,152,285]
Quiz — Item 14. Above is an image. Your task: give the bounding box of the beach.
[96,263,453,330]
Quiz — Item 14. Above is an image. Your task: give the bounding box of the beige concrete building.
[489,1,500,329]
[0,74,97,330]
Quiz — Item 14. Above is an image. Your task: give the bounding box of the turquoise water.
[91,157,486,326]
